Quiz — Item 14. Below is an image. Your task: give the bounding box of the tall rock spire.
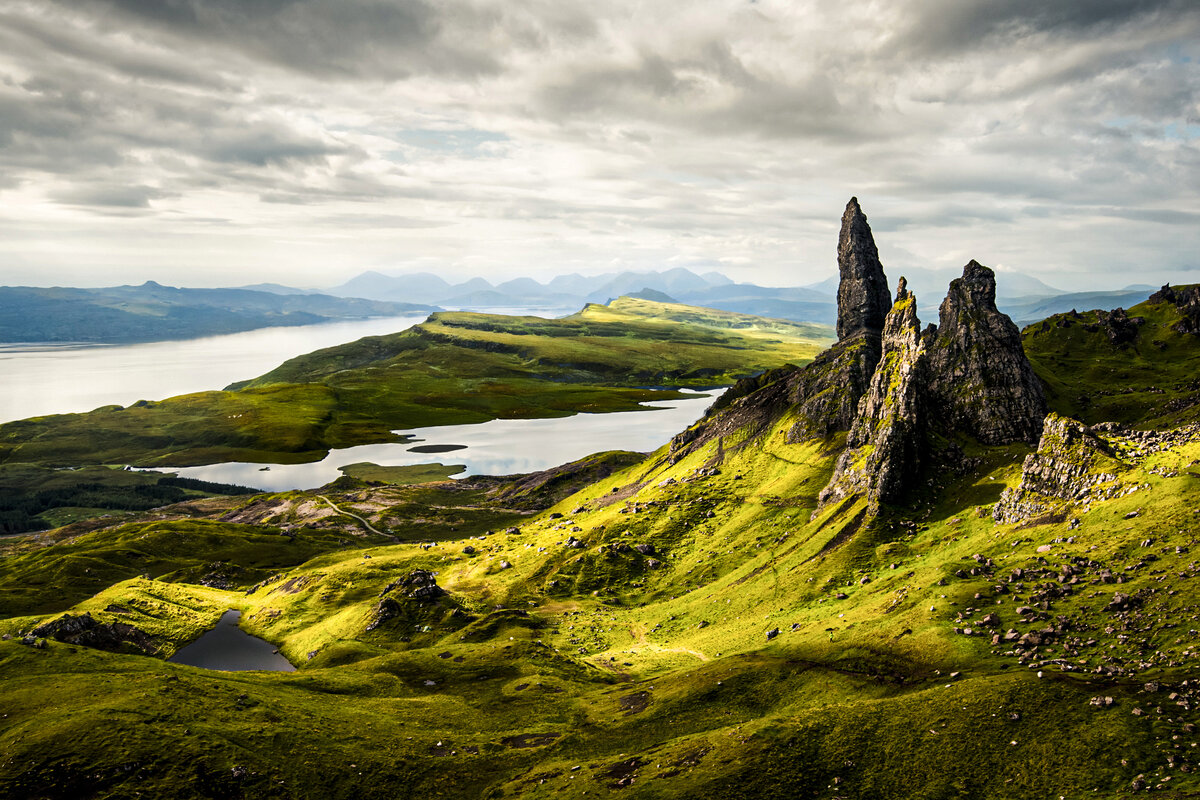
[836,197,892,341]
[784,198,891,440]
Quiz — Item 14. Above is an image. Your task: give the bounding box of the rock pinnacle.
[836,197,892,341]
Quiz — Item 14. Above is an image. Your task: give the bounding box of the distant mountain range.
[0,282,436,344]
[318,267,1160,328]
[1,268,1165,346]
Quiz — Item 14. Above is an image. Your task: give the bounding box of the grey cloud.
[199,128,347,167]
[0,8,233,90]
[67,0,500,79]
[51,183,174,208]
[893,0,1200,56]
[1094,206,1200,225]
[537,43,852,141]
[0,1,1197,290]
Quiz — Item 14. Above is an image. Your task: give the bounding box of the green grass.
[4,296,1200,798]
[337,461,466,484]
[0,463,255,534]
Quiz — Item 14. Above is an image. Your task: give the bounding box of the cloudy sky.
[0,0,1197,291]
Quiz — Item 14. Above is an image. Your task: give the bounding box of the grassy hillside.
[1023,287,1200,427]
[0,299,832,469]
[0,464,255,534]
[2,291,1198,798]
[2,393,1198,796]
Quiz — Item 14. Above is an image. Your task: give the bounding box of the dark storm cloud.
[893,0,1200,55]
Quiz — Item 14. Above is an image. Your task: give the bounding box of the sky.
[0,0,1198,292]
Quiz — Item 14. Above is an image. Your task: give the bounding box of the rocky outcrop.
[926,261,1046,444]
[676,208,1049,514]
[31,612,160,656]
[789,198,890,439]
[368,570,447,632]
[380,569,444,601]
[836,197,892,340]
[993,414,1127,524]
[1148,283,1200,335]
[1085,307,1143,344]
[819,279,927,506]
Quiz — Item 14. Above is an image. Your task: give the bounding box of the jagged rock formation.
[836,197,892,340]
[1149,283,1200,335]
[993,414,1127,524]
[788,197,893,440]
[819,279,927,506]
[926,260,1046,444]
[671,198,890,460]
[31,612,160,655]
[677,207,1047,515]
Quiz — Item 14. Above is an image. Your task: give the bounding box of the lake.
[0,314,430,423]
[168,610,295,672]
[4,311,720,490]
[167,390,713,491]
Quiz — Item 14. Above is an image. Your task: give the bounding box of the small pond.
[168,610,295,672]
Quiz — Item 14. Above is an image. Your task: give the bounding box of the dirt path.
[315,495,395,541]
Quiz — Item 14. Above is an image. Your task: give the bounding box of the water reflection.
[0,314,429,423]
[167,391,713,491]
[168,610,295,672]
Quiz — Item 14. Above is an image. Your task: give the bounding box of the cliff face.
[819,279,927,506]
[925,261,1046,445]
